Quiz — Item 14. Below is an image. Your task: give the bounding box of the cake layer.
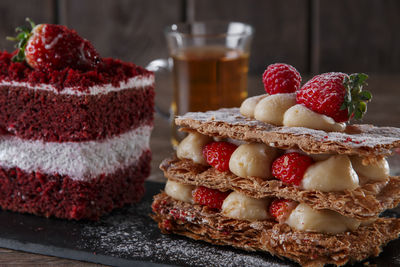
[152,192,400,267]
[0,150,151,220]
[0,125,152,180]
[176,108,400,156]
[161,157,400,220]
[0,79,154,142]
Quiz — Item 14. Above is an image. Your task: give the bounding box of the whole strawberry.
[192,186,230,210]
[269,198,298,223]
[203,141,237,172]
[296,72,372,122]
[271,152,314,186]
[7,18,100,71]
[262,63,301,95]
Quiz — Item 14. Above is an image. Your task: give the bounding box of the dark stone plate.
[0,181,399,267]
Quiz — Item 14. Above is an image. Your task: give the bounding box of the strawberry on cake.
[152,63,400,266]
[0,19,154,220]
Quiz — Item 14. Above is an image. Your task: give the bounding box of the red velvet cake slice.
[0,20,154,220]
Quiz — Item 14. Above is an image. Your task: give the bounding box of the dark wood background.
[1,0,400,75]
[0,1,399,265]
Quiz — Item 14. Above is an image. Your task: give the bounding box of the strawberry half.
[296,72,372,122]
[269,198,298,223]
[271,152,314,186]
[192,186,230,210]
[203,141,238,172]
[7,18,100,71]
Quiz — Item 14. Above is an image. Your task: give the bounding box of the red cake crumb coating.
[0,51,152,92]
[0,50,154,142]
[0,150,151,220]
[0,83,154,142]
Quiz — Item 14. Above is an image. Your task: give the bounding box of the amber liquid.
[171,46,249,146]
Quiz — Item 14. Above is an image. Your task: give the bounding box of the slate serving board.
[0,181,399,267]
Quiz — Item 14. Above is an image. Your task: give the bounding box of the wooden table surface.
[0,74,399,266]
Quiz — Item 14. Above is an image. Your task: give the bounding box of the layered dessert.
[152,64,400,266]
[0,20,154,220]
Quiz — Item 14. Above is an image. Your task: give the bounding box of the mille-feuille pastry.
[152,63,400,266]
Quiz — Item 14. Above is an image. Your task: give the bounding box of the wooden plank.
[192,0,309,75]
[0,0,55,52]
[314,0,400,73]
[60,0,183,68]
[0,248,106,266]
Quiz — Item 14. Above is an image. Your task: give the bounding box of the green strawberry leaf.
[359,90,372,101]
[348,103,355,116]
[356,73,369,84]
[6,18,35,63]
[342,73,372,121]
[26,17,36,29]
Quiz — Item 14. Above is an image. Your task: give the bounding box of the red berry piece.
[7,18,100,71]
[262,63,301,95]
[269,198,298,223]
[296,72,372,122]
[192,186,230,210]
[203,141,238,172]
[161,219,172,232]
[271,152,314,186]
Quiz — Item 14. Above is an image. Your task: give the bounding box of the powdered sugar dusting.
[177,108,400,154]
[78,194,292,267]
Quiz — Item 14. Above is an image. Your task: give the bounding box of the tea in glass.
[170,45,249,145]
[160,21,253,147]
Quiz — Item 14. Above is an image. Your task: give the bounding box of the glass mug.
[147,21,253,147]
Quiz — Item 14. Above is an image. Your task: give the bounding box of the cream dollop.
[164,180,195,203]
[286,203,361,234]
[229,143,277,179]
[176,132,212,165]
[350,156,389,182]
[240,95,267,118]
[254,93,296,125]
[301,155,359,192]
[222,191,270,221]
[283,104,346,132]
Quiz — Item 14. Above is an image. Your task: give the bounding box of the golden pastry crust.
[160,157,400,220]
[152,193,400,267]
[175,108,400,157]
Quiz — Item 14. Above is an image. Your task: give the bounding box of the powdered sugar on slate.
[78,197,292,267]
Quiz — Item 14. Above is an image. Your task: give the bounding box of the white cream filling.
[240,95,267,118]
[229,143,277,179]
[283,104,346,132]
[254,93,296,125]
[285,203,360,234]
[177,132,212,165]
[222,191,270,221]
[0,125,152,180]
[301,155,359,192]
[164,180,195,203]
[350,156,389,182]
[0,75,154,96]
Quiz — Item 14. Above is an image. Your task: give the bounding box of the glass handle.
[146,58,173,120]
